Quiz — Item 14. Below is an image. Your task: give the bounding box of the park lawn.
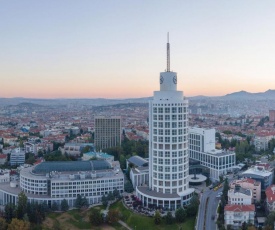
[109,201,195,230]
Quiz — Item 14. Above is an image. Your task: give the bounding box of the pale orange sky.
[1,1,275,99]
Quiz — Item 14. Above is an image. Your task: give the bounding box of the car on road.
[218,192,223,196]
[216,195,221,198]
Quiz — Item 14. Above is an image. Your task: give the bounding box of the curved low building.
[0,160,124,208]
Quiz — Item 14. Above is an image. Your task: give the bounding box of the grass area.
[44,202,195,230]
[109,201,195,230]
[44,206,111,230]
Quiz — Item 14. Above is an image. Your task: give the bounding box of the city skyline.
[1,1,275,99]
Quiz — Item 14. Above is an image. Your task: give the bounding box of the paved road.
[196,190,210,230]
[205,187,223,230]
[196,187,223,230]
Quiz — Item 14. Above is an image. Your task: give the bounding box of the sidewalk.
[118,220,132,230]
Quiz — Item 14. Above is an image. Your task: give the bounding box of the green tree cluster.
[107,209,120,224]
[44,150,71,161]
[175,207,187,223]
[186,195,200,217]
[74,195,89,209]
[103,137,149,170]
[3,192,49,227]
[89,209,103,226]
[61,199,69,212]
[154,210,161,225]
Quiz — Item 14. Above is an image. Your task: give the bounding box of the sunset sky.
[1,1,275,99]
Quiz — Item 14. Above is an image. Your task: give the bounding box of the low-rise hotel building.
[0,160,124,208]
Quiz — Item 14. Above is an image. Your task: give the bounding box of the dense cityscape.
[0,83,275,230]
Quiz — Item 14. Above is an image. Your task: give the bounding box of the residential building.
[228,185,253,205]
[230,178,261,203]
[136,37,194,210]
[0,170,10,183]
[224,204,255,228]
[189,127,236,181]
[62,142,94,156]
[0,160,124,208]
[253,134,274,151]
[24,142,37,154]
[269,110,275,122]
[94,116,121,150]
[0,154,7,165]
[10,148,25,166]
[242,164,274,190]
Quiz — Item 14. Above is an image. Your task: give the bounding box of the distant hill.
[223,89,275,100]
[0,89,275,106]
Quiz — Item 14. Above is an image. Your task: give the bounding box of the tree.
[113,188,120,199]
[241,221,247,230]
[124,181,134,193]
[119,155,126,169]
[51,202,59,211]
[82,197,89,208]
[186,195,200,217]
[81,145,91,154]
[175,207,187,223]
[7,218,30,230]
[101,194,108,208]
[107,209,120,224]
[26,202,46,224]
[107,192,114,201]
[89,209,103,226]
[4,203,16,223]
[75,195,82,209]
[266,212,275,228]
[165,211,173,224]
[0,217,8,230]
[61,199,69,212]
[154,211,161,225]
[16,192,28,219]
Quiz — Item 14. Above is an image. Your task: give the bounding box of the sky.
[1,1,275,99]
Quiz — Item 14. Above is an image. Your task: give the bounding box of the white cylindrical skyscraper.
[136,36,194,210]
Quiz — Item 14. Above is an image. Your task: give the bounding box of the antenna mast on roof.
[167,32,170,72]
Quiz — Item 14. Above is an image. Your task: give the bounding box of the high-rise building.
[94,116,121,150]
[269,110,275,122]
[136,35,194,210]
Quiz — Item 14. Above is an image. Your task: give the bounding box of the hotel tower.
[136,35,194,210]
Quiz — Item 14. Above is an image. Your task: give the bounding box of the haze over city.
[1,1,275,98]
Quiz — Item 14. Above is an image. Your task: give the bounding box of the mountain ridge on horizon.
[0,89,275,106]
